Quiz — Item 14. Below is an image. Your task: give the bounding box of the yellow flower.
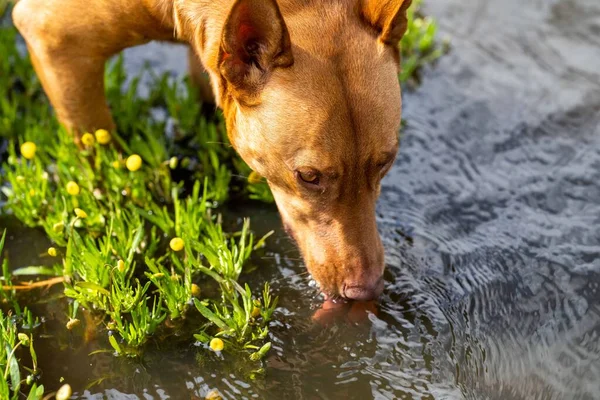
[66,318,80,330]
[20,142,36,160]
[56,384,72,400]
[251,306,261,318]
[170,237,184,252]
[18,333,29,346]
[205,389,223,400]
[111,160,121,169]
[81,133,95,146]
[210,338,224,352]
[74,208,88,219]
[48,247,57,257]
[66,181,80,196]
[248,171,263,184]
[126,154,142,172]
[191,283,201,298]
[117,259,125,272]
[53,222,65,233]
[95,129,111,145]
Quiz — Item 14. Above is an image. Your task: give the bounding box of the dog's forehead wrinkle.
[283,53,397,178]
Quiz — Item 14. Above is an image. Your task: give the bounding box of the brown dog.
[12,0,411,301]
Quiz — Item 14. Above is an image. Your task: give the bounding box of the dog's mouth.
[283,223,382,303]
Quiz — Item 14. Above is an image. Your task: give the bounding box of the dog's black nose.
[343,277,384,301]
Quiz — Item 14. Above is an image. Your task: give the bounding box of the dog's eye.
[296,170,320,186]
[377,162,389,174]
[377,159,394,175]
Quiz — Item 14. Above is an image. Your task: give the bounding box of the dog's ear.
[219,0,293,103]
[360,0,413,46]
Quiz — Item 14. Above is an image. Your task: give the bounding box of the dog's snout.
[343,277,384,301]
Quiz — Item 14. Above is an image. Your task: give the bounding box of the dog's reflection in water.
[313,299,378,326]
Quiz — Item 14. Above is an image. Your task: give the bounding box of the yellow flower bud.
[53,222,65,233]
[117,259,125,272]
[205,389,223,400]
[112,160,121,169]
[126,154,142,172]
[56,384,72,400]
[170,237,184,252]
[20,142,36,160]
[168,157,178,169]
[28,189,35,197]
[251,306,261,318]
[48,247,57,257]
[210,338,224,352]
[81,133,95,146]
[66,181,80,196]
[17,333,29,346]
[94,129,112,145]
[191,283,201,298]
[248,171,263,184]
[74,208,88,219]
[66,318,80,330]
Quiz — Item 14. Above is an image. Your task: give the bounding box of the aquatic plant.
[0,310,45,400]
[0,14,278,360]
[1,122,277,359]
[400,0,450,84]
[0,231,45,400]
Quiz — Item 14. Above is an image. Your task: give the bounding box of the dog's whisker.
[230,174,251,179]
[263,270,312,284]
[203,141,230,146]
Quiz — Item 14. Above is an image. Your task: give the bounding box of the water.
[3,0,600,398]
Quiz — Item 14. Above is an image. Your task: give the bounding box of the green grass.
[400,0,449,84]
[0,1,446,395]
[0,6,279,367]
[0,231,44,400]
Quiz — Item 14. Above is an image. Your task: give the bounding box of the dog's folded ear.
[360,0,413,46]
[219,0,293,104]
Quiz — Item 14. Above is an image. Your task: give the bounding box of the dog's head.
[216,0,410,300]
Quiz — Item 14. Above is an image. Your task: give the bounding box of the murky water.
[3,0,600,398]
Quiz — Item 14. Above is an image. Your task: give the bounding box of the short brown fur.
[13,0,411,300]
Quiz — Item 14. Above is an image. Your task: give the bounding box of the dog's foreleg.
[12,0,172,137]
